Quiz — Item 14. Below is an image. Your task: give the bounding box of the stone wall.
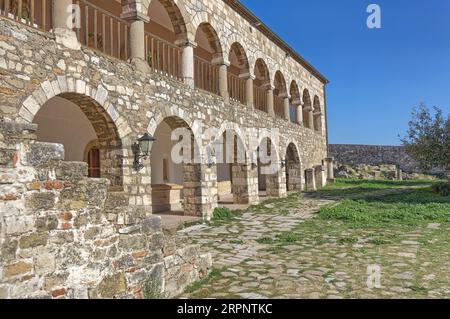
[329,144,420,173]
[0,122,211,299]
[0,17,329,216]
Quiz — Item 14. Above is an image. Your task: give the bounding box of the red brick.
[44,181,63,190]
[51,288,66,298]
[60,212,73,221]
[61,223,72,230]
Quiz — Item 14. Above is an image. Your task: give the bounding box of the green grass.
[317,180,450,227]
[184,267,224,294]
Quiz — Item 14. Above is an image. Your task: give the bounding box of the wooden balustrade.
[0,0,52,31]
[253,86,267,113]
[145,32,182,80]
[194,56,219,95]
[227,73,246,104]
[274,96,285,119]
[76,0,129,61]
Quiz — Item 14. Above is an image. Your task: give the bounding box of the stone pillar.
[305,168,316,191]
[244,75,255,108]
[308,107,314,130]
[212,56,230,101]
[397,167,403,181]
[121,10,151,73]
[315,165,326,188]
[267,86,275,117]
[287,161,303,191]
[283,97,290,121]
[266,162,287,198]
[183,163,218,221]
[177,41,197,88]
[232,161,259,205]
[324,157,335,183]
[53,0,80,50]
[292,100,303,125]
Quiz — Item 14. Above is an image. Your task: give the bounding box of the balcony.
[0,0,323,130]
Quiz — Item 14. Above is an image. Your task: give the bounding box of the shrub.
[212,207,233,221]
[431,182,450,196]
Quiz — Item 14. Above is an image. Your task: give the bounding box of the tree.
[401,103,450,172]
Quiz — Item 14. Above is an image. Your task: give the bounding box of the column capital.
[265,83,275,91]
[239,73,256,80]
[304,105,314,112]
[291,99,302,106]
[175,38,198,49]
[279,93,291,100]
[120,12,150,23]
[324,157,334,162]
[212,55,230,66]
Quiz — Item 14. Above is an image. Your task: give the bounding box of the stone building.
[0,0,332,298]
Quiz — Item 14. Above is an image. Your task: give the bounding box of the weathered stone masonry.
[0,0,331,298]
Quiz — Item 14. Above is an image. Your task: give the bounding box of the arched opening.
[227,43,249,105]
[216,130,249,205]
[285,143,302,191]
[273,71,287,119]
[150,116,205,217]
[289,81,301,124]
[145,0,188,79]
[253,59,270,113]
[32,94,123,188]
[257,137,284,198]
[194,23,223,95]
[302,89,312,129]
[313,96,322,132]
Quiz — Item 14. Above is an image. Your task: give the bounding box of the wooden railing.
[227,73,246,104]
[290,105,297,123]
[76,0,129,61]
[0,0,52,31]
[274,96,285,119]
[194,56,219,95]
[145,32,182,80]
[253,86,267,113]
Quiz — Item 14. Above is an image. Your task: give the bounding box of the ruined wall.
[329,144,421,173]
[0,122,211,299]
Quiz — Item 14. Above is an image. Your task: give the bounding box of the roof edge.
[223,0,329,84]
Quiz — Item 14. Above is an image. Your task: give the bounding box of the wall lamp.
[132,133,156,172]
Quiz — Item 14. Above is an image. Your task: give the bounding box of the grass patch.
[229,239,244,245]
[212,207,234,222]
[256,237,275,244]
[184,267,224,294]
[337,237,358,245]
[317,184,450,226]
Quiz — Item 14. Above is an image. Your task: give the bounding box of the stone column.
[305,168,316,191]
[244,74,255,108]
[324,157,335,183]
[176,40,197,88]
[308,107,315,130]
[232,160,259,205]
[121,10,151,73]
[53,0,80,50]
[315,165,326,188]
[283,96,290,121]
[267,85,275,117]
[266,162,287,198]
[183,163,218,222]
[287,161,303,191]
[397,167,403,181]
[292,100,303,125]
[213,56,230,102]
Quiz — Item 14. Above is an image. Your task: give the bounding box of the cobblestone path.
[180,189,450,299]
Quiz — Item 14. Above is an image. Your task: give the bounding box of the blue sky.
[241,0,450,145]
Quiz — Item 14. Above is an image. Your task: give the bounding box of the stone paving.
[179,191,450,299]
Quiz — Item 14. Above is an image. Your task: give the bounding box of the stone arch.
[302,88,312,129]
[20,81,127,188]
[290,81,301,102]
[254,58,271,84]
[313,95,322,132]
[256,136,286,198]
[285,142,303,191]
[228,42,250,73]
[273,71,287,95]
[195,22,223,57]
[155,0,193,41]
[150,115,215,218]
[253,58,271,112]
